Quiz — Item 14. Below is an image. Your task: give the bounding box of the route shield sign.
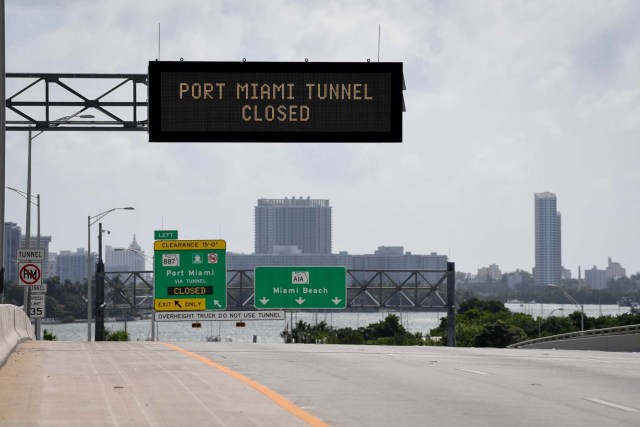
[154,240,226,311]
[254,266,346,309]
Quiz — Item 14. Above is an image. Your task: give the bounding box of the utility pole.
[446,262,456,347]
[0,0,7,303]
[95,222,106,341]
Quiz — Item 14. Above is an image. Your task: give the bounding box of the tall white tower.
[534,192,562,286]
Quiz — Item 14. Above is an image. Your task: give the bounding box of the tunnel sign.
[254,266,346,309]
[18,263,42,287]
[154,240,226,311]
[16,248,45,261]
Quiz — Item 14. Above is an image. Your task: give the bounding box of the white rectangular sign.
[30,294,46,318]
[154,310,285,322]
[17,248,45,262]
[30,283,47,293]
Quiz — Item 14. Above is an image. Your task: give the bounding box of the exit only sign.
[254,266,346,309]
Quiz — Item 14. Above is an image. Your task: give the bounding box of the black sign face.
[148,61,403,142]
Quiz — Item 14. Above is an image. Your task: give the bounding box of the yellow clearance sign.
[154,298,206,311]
[154,240,226,251]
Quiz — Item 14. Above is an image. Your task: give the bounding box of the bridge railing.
[508,323,640,349]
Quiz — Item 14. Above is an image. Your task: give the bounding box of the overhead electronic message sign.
[148,61,404,142]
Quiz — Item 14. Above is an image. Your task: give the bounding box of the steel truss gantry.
[5,73,148,131]
[104,267,456,312]
[103,265,457,345]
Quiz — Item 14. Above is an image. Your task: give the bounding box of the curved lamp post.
[87,207,134,341]
[548,284,584,331]
[17,112,95,314]
[538,307,564,338]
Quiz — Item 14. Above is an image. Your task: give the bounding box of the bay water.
[40,304,631,343]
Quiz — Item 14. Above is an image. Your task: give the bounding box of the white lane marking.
[457,368,491,376]
[585,398,639,412]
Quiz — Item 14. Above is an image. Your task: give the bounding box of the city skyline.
[3,1,639,277]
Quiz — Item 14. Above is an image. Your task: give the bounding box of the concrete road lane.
[1,341,639,426]
[0,341,313,427]
[175,343,640,427]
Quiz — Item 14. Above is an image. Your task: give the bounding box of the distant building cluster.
[584,258,627,290]
[1,226,146,284]
[2,195,631,288]
[466,193,630,290]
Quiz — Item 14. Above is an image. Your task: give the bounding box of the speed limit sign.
[30,294,45,318]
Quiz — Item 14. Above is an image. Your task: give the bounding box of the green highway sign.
[155,229,179,240]
[254,266,346,309]
[154,240,226,311]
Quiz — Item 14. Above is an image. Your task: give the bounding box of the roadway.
[1,341,639,426]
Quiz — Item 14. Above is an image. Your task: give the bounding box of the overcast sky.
[4,0,640,276]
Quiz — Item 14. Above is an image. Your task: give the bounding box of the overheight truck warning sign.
[154,240,226,311]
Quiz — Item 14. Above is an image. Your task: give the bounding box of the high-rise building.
[57,249,95,284]
[105,235,146,272]
[3,222,22,283]
[254,197,332,254]
[534,192,562,286]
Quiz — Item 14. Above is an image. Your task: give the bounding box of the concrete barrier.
[0,304,35,368]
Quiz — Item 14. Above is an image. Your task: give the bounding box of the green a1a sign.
[154,239,226,311]
[254,266,346,309]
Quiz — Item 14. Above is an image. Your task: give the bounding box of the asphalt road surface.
[1,341,639,426]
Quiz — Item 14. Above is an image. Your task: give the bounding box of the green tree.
[474,321,527,348]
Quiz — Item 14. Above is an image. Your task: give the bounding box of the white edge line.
[458,368,491,376]
[585,398,639,412]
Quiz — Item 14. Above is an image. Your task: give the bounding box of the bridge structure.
[103,265,457,344]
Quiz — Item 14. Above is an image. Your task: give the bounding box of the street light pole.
[538,307,564,338]
[6,187,41,338]
[548,284,584,331]
[87,207,134,341]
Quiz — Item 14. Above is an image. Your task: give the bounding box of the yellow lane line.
[160,342,329,427]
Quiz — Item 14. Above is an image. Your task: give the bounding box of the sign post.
[154,240,227,311]
[254,266,347,309]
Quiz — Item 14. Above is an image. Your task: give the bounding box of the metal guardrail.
[508,324,640,348]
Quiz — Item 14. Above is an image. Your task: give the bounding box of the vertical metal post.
[35,194,41,339]
[87,216,92,341]
[95,222,105,341]
[23,131,32,314]
[151,268,156,341]
[446,261,456,347]
[0,0,5,306]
